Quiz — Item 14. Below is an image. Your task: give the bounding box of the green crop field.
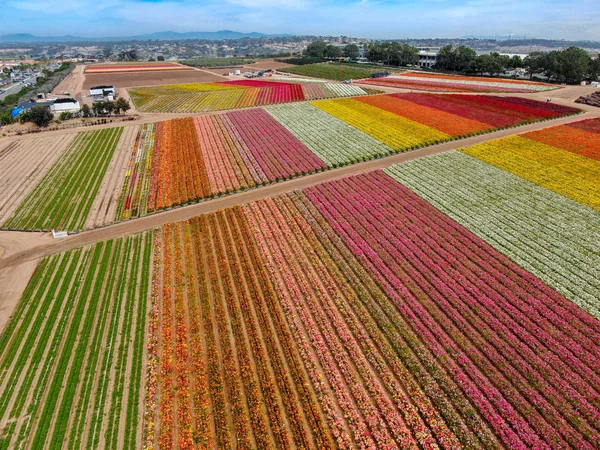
[2,127,123,232]
[279,63,397,81]
[0,233,152,450]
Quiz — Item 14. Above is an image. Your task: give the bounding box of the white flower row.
[323,83,368,97]
[266,102,391,166]
[385,151,600,318]
[387,75,557,92]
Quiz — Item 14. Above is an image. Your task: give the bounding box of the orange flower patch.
[525,124,600,161]
[357,95,492,136]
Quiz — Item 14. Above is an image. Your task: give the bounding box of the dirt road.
[1,106,597,272]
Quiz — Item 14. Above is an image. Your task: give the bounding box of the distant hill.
[0,30,287,43]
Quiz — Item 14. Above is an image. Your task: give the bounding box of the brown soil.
[0,231,54,331]
[0,133,76,224]
[244,59,295,71]
[83,69,224,90]
[53,64,86,101]
[84,124,139,229]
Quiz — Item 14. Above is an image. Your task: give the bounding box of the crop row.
[129,79,371,113]
[2,127,124,232]
[0,134,75,226]
[387,150,600,317]
[360,72,559,93]
[0,233,152,449]
[143,162,600,448]
[115,123,156,220]
[113,94,580,222]
[145,215,333,449]
[301,172,600,448]
[459,119,600,210]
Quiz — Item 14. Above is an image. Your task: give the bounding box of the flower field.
[459,118,600,210]
[386,150,600,318]
[115,94,579,220]
[359,71,559,93]
[4,113,600,448]
[128,79,375,113]
[85,63,193,73]
[143,167,600,448]
[2,127,125,232]
[0,233,152,450]
[312,93,578,149]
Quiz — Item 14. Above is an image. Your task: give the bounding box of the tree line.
[436,45,599,84]
[301,40,600,84]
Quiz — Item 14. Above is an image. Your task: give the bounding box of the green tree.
[81,104,91,118]
[324,45,342,59]
[92,101,104,116]
[103,100,115,116]
[58,111,71,121]
[523,51,547,78]
[305,41,328,58]
[22,106,53,127]
[509,55,523,69]
[343,43,360,59]
[364,42,418,66]
[0,111,13,126]
[114,97,131,115]
[557,46,591,84]
[589,56,600,81]
[436,45,477,71]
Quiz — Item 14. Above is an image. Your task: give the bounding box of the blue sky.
[0,0,598,40]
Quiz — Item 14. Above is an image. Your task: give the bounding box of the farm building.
[50,98,80,114]
[89,85,116,97]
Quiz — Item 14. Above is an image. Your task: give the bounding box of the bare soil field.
[83,69,224,90]
[52,64,86,100]
[84,124,140,229]
[243,59,295,70]
[0,134,76,225]
[0,231,53,331]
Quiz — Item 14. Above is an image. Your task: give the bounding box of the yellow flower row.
[161,82,247,92]
[311,98,449,151]
[461,136,600,210]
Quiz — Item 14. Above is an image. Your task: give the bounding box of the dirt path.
[0,107,597,280]
[53,64,86,101]
[0,231,54,332]
[84,124,139,229]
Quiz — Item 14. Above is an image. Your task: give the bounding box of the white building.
[50,98,80,114]
[417,47,440,68]
[89,85,116,97]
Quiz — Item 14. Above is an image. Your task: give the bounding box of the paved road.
[0,76,37,101]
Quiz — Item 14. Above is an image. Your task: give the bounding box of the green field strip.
[66,128,124,229]
[66,238,124,450]
[0,252,72,425]
[31,242,107,449]
[0,248,89,450]
[0,233,153,449]
[100,236,139,449]
[122,232,152,449]
[1,132,87,228]
[3,127,123,232]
